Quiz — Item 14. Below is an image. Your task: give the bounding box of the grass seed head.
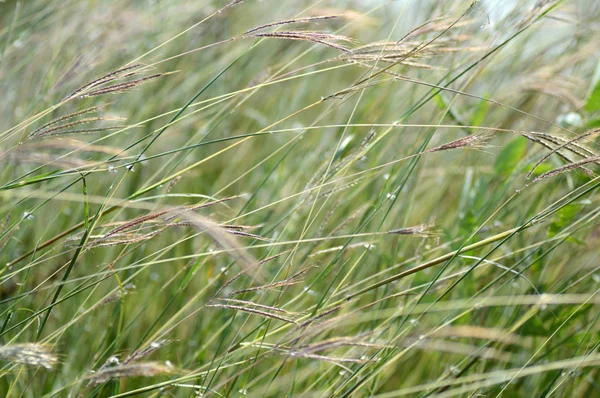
[0,344,59,369]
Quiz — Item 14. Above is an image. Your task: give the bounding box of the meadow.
[0,0,599,396]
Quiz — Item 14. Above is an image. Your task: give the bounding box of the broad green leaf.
[585,80,600,112]
[524,162,554,177]
[494,136,527,176]
[547,202,586,238]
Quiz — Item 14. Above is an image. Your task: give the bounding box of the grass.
[0,0,600,396]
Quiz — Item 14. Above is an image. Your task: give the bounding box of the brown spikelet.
[29,117,126,139]
[168,222,268,241]
[343,42,427,63]
[359,130,377,151]
[521,132,595,177]
[77,73,165,98]
[341,35,479,67]
[426,132,493,153]
[531,131,597,159]
[309,241,377,257]
[227,265,311,297]
[224,229,270,241]
[35,126,127,139]
[165,176,181,193]
[228,278,301,296]
[533,155,600,182]
[96,197,238,239]
[244,15,339,35]
[217,298,295,314]
[206,303,297,324]
[86,230,163,248]
[30,105,104,137]
[526,129,600,179]
[87,361,175,385]
[297,305,343,329]
[112,200,258,278]
[224,0,243,9]
[387,223,437,237]
[0,344,59,369]
[221,224,262,231]
[104,210,171,239]
[245,31,353,53]
[307,7,374,24]
[65,64,143,99]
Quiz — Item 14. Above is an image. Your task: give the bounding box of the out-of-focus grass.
[0,0,599,396]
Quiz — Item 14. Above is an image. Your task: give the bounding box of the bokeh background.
[0,1,599,396]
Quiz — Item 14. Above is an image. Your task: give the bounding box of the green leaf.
[521,314,549,336]
[433,93,446,110]
[470,96,489,126]
[584,118,600,129]
[566,237,586,245]
[585,80,600,112]
[81,175,89,232]
[0,170,62,190]
[494,136,527,176]
[524,162,554,177]
[547,202,586,238]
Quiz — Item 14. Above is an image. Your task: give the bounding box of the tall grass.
[1,0,599,396]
